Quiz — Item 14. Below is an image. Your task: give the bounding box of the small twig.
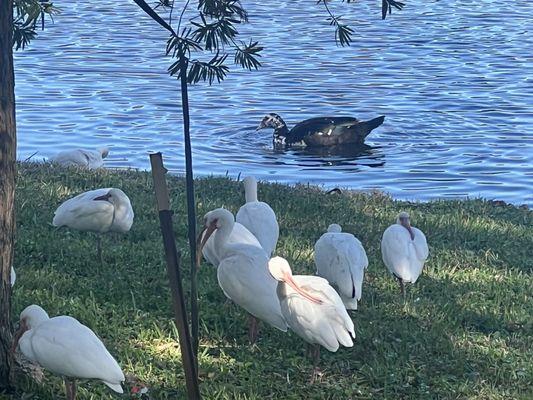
[177,0,191,33]
[24,151,38,161]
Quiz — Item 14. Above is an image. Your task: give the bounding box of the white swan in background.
[236,176,279,257]
[12,305,124,400]
[381,212,429,296]
[268,257,355,380]
[314,224,368,310]
[50,148,109,169]
[197,208,287,342]
[53,188,134,262]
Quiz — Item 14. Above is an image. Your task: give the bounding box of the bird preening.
[11,305,125,400]
[256,113,385,148]
[11,170,431,394]
[381,212,429,297]
[50,147,109,170]
[52,187,134,264]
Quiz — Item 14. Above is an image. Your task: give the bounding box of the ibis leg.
[97,234,103,266]
[248,314,259,344]
[397,276,405,298]
[64,379,77,400]
[310,344,321,383]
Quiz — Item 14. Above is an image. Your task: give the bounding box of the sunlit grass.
[6,162,533,399]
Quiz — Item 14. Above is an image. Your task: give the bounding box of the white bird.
[201,220,261,267]
[236,176,279,257]
[314,224,368,310]
[12,305,125,400]
[53,188,134,262]
[381,212,429,296]
[50,148,109,169]
[10,266,16,287]
[197,208,287,342]
[268,257,355,380]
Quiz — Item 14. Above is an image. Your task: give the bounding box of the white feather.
[236,177,279,257]
[50,148,109,170]
[53,188,133,233]
[314,225,368,310]
[17,305,124,393]
[381,224,428,283]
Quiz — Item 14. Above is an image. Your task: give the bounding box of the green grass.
[4,162,533,399]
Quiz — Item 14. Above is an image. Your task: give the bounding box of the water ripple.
[15,0,533,205]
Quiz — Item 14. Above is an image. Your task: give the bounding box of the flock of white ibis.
[196,176,429,380]
[10,148,429,397]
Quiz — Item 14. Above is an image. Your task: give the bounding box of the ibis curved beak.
[283,273,322,305]
[94,193,112,201]
[11,320,28,355]
[196,221,217,268]
[400,219,415,240]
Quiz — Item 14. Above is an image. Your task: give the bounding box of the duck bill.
[256,121,266,131]
[11,321,28,354]
[196,222,217,268]
[283,273,322,305]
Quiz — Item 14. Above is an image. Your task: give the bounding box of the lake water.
[15,0,532,205]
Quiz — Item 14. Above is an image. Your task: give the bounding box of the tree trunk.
[0,0,16,390]
[179,54,199,367]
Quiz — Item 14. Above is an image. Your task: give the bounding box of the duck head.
[256,113,289,145]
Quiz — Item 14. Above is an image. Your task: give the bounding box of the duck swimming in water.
[256,113,385,147]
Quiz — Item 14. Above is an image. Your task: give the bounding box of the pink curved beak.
[11,320,28,354]
[283,273,322,305]
[196,221,217,268]
[400,218,415,240]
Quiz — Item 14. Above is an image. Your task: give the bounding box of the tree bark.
[0,0,16,390]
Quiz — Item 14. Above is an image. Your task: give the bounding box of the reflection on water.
[14,0,533,205]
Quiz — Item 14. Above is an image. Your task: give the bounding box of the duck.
[314,224,368,310]
[11,304,125,399]
[235,176,279,257]
[50,148,109,169]
[256,113,385,147]
[381,212,429,296]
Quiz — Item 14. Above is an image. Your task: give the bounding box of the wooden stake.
[149,153,200,400]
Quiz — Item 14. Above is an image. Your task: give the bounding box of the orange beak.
[283,273,323,305]
[196,220,218,268]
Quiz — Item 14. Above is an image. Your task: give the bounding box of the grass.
[4,162,532,399]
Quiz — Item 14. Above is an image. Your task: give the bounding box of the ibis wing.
[26,317,124,384]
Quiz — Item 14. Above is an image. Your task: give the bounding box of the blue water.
[15,0,533,205]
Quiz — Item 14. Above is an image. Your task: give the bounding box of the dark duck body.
[257,113,385,147]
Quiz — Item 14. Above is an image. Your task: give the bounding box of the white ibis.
[200,220,261,268]
[50,148,109,169]
[52,188,134,262]
[268,257,355,381]
[381,212,429,296]
[235,176,279,257]
[197,208,287,342]
[12,305,125,399]
[314,224,368,310]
